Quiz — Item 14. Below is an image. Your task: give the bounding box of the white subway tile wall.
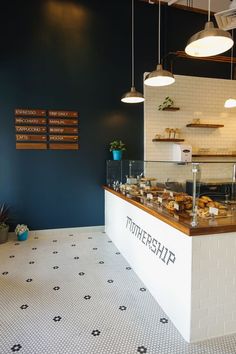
[144,75,236,182]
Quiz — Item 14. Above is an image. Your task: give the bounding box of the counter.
[104,186,236,343]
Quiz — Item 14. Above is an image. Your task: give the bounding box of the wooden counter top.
[103,186,236,236]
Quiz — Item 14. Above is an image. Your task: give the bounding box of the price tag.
[140,183,146,188]
[209,207,219,216]
[158,197,163,203]
[147,193,153,200]
[174,203,179,211]
[164,189,167,193]
[170,192,174,198]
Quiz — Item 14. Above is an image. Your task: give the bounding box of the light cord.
[132,0,135,87]
[158,0,161,65]
[208,0,211,22]
[231,30,234,81]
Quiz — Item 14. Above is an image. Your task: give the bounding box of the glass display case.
[106,160,236,229]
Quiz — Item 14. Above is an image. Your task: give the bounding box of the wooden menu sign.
[49,135,78,142]
[15,126,47,133]
[16,143,47,150]
[48,119,78,126]
[15,118,47,125]
[15,108,79,150]
[15,109,46,117]
[49,143,79,150]
[48,110,78,118]
[49,127,78,134]
[16,135,47,142]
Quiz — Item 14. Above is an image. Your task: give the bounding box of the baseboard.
[8,225,105,238]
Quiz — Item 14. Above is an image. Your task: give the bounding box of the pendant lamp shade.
[121,87,145,103]
[224,98,236,108]
[144,64,175,87]
[185,21,234,57]
[121,0,144,104]
[144,0,175,87]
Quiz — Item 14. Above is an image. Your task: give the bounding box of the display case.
[106,160,236,232]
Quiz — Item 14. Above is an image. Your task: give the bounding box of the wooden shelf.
[186,124,224,128]
[193,154,236,157]
[162,107,180,111]
[152,138,185,142]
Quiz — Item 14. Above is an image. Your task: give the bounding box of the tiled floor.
[0,229,236,354]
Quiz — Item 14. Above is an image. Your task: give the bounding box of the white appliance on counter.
[172,143,192,162]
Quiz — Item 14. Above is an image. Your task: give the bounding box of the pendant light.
[144,0,175,87]
[225,31,236,108]
[185,0,234,57]
[121,0,144,104]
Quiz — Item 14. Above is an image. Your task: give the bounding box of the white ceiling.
[163,0,231,12]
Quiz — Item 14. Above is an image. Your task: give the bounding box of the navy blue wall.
[0,1,230,230]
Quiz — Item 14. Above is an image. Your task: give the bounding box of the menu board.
[15,109,79,150]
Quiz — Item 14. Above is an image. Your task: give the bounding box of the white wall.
[161,0,230,12]
[144,74,236,182]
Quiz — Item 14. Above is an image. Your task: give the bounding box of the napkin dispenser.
[172,143,192,162]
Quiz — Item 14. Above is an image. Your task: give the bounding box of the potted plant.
[15,224,29,241]
[0,204,10,244]
[109,140,126,160]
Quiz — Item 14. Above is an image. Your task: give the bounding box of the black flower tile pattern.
[91,330,100,336]
[119,306,127,311]
[11,344,22,352]
[53,316,62,322]
[20,304,28,310]
[1,230,236,354]
[84,295,91,300]
[137,346,147,353]
[14,243,20,246]
[160,318,168,324]
[53,286,60,291]
[9,255,15,258]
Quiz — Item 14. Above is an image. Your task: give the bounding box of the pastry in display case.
[106,160,236,223]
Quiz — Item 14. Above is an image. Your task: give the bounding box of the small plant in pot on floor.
[0,204,10,244]
[15,224,29,241]
[109,140,126,161]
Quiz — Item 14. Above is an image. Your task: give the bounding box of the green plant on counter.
[109,140,126,152]
[158,96,174,110]
[0,204,10,228]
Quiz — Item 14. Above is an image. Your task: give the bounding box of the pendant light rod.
[231,30,234,80]
[131,0,135,87]
[208,0,211,22]
[158,0,161,65]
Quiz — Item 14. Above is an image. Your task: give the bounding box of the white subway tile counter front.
[104,188,236,343]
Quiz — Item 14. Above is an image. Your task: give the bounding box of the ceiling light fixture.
[144,0,175,87]
[121,0,144,104]
[225,30,236,108]
[185,0,234,57]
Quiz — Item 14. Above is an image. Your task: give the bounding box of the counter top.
[103,186,236,236]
